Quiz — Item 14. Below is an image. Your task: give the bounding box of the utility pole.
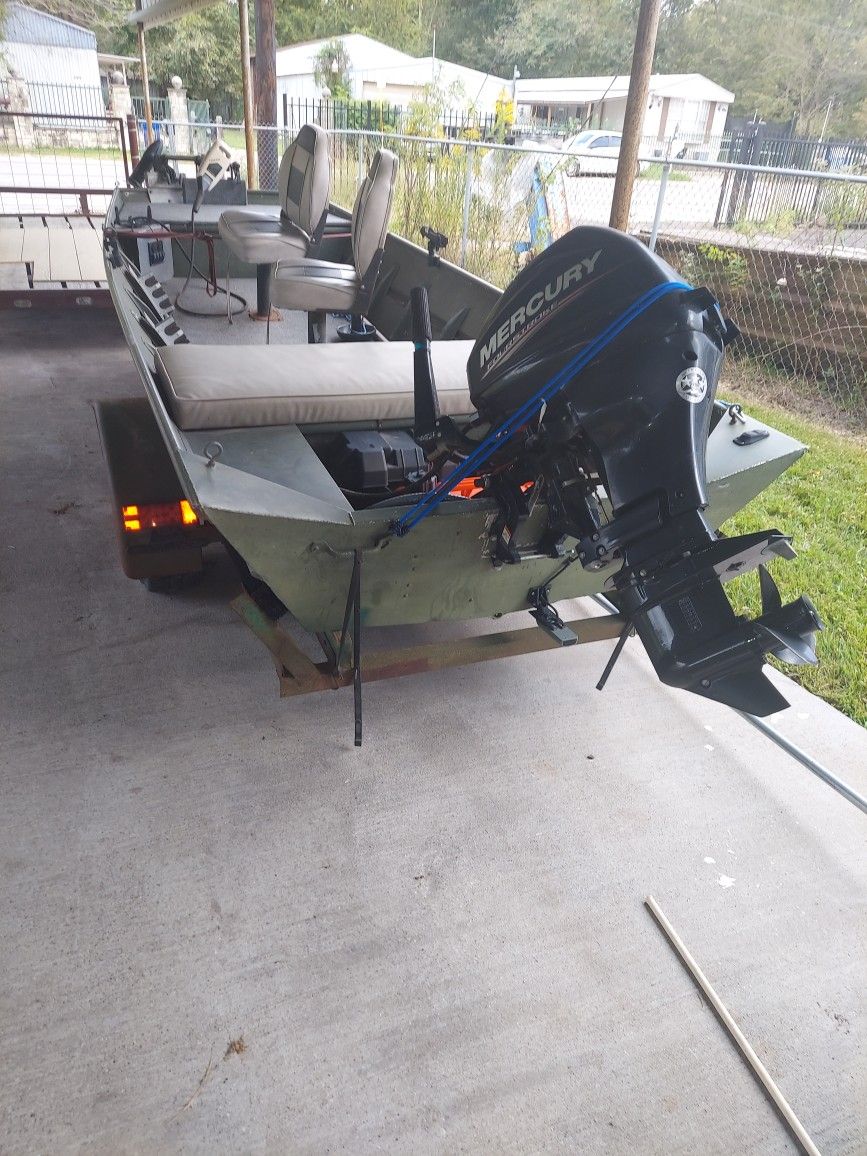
[609,0,662,232]
[134,0,153,145]
[254,0,277,186]
[238,0,258,189]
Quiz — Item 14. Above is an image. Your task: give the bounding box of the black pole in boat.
[411,286,440,436]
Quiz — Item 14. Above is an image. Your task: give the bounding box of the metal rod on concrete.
[609,0,662,231]
[735,711,867,815]
[590,594,866,817]
[645,895,822,1156]
[237,0,258,190]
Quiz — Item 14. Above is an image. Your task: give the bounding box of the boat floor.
[165,276,352,346]
[1,307,865,1154]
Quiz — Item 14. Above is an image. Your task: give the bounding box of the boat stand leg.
[352,551,363,747]
[231,593,328,693]
[232,591,628,744]
[335,551,364,746]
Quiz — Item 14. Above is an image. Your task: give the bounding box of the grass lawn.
[637,162,692,181]
[718,393,867,726]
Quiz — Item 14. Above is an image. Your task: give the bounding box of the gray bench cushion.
[154,340,475,430]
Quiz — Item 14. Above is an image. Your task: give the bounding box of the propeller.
[755,564,822,666]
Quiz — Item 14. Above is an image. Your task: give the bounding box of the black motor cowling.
[469,226,729,519]
[457,227,821,716]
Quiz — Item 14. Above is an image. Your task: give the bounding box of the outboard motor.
[461,226,821,716]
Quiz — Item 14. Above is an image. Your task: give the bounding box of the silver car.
[561,129,641,177]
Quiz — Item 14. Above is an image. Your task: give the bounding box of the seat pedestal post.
[307,310,327,344]
[249,263,281,322]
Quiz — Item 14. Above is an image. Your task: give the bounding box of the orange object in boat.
[450,477,484,498]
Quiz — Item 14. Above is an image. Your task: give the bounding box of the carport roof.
[126,0,222,30]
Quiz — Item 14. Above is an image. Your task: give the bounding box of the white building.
[276,34,509,128]
[0,3,105,116]
[515,73,734,156]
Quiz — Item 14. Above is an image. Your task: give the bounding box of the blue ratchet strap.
[392,279,691,537]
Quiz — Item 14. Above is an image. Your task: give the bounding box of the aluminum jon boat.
[100,169,821,744]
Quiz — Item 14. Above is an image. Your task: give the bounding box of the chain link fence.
[7,102,861,425]
[195,121,867,425]
[627,159,867,426]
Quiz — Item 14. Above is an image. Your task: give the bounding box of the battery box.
[323,430,426,492]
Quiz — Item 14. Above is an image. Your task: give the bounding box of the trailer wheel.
[139,572,203,593]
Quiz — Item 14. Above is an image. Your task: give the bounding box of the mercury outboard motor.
[461,226,821,716]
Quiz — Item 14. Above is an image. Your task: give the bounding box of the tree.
[493,0,694,80]
[108,6,244,116]
[313,39,353,99]
[495,0,639,76]
[681,0,867,134]
[429,0,517,74]
[14,0,867,139]
[275,0,428,55]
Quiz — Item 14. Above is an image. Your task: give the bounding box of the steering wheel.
[128,138,165,188]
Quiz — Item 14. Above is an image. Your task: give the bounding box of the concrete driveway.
[1,309,865,1154]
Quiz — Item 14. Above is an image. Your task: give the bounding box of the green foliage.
[821,181,867,237]
[721,396,867,726]
[431,0,517,74]
[333,99,401,130]
[637,163,691,181]
[16,0,867,141]
[733,207,805,240]
[275,0,427,55]
[404,79,468,136]
[496,0,638,76]
[679,243,749,293]
[675,0,867,136]
[313,39,353,101]
[794,259,839,315]
[330,105,525,288]
[104,4,244,113]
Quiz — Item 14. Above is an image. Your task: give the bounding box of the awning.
[127,0,222,31]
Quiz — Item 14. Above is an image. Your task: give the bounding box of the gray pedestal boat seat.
[270,149,398,342]
[218,124,331,317]
[154,339,474,430]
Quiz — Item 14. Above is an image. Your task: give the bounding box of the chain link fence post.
[648,159,670,252]
[460,143,473,268]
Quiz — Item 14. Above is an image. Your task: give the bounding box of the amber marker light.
[122,505,142,531]
[179,499,199,525]
[120,502,200,532]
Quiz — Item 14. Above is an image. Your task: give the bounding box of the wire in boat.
[171,199,247,318]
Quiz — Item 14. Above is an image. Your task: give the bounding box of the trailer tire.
[139,572,203,594]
